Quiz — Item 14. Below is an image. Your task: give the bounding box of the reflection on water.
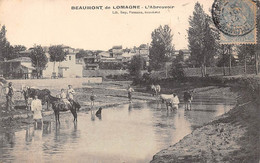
[0,100,234,163]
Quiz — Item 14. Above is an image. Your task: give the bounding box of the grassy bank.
[151,76,260,163]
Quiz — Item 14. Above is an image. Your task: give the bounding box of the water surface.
[0,99,234,163]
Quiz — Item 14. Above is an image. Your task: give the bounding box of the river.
[0,97,235,163]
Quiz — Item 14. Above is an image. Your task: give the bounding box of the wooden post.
[244,55,247,74]
[229,53,231,76]
[165,63,168,78]
[223,63,226,76]
[256,51,259,75]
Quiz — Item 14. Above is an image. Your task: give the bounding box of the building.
[172,49,191,61]
[99,51,111,58]
[83,55,100,70]
[42,46,83,78]
[121,52,134,63]
[111,45,123,59]
[0,57,35,79]
[136,44,149,56]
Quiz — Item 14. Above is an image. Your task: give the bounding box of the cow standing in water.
[184,90,193,111]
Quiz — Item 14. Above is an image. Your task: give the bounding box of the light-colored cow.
[160,93,180,110]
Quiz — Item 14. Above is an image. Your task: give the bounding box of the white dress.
[171,96,180,109]
[31,99,42,120]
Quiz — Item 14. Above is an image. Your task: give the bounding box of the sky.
[0,0,214,51]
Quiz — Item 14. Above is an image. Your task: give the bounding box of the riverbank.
[0,81,155,132]
[151,76,260,163]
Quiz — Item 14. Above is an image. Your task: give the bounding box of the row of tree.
[131,2,259,79]
[0,25,69,78]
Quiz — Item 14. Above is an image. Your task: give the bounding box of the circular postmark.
[212,0,256,36]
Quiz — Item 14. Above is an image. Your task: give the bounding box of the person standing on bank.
[127,85,134,103]
[67,85,75,102]
[5,82,14,111]
[31,95,43,122]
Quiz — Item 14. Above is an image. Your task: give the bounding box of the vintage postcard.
[0,0,259,163]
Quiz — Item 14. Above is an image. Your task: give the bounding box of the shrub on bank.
[106,73,131,81]
[184,76,260,101]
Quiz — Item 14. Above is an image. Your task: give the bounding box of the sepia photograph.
[0,0,259,162]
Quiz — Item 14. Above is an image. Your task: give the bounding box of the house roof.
[19,50,33,54]
[84,55,100,59]
[122,52,134,58]
[99,51,110,57]
[7,57,32,63]
[21,64,35,70]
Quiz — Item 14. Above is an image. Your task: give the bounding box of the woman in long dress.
[31,95,43,121]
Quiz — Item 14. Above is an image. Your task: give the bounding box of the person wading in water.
[127,85,134,103]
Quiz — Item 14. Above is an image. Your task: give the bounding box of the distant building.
[99,51,111,58]
[112,45,123,59]
[83,55,100,70]
[136,44,149,56]
[121,52,134,63]
[100,57,118,63]
[172,49,191,61]
[0,57,35,79]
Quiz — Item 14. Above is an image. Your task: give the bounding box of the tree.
[236,1,259,75]
[5,45,28,60]
[216,45,236,75]
[0,25,10,61]
[13,45,26,53]
[30,45,48,78]
[171,50,187,80]
[238,44,256,73]
[188,2,218,77]
[49,45,67,73]
[176,50,184,62]
[76,50,94,59]
[149,25,174,71]
[128,55,144,81]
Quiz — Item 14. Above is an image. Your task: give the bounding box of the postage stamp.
[212,0,257,44]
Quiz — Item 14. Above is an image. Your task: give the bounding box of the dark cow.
[95,107,102,120]
[183,90,193,110]
[96,107,102,116]
[49,95,81,123]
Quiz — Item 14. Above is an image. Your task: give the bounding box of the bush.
[99,62,127,70]
[105,73,131,81]
[171,62,185,80]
